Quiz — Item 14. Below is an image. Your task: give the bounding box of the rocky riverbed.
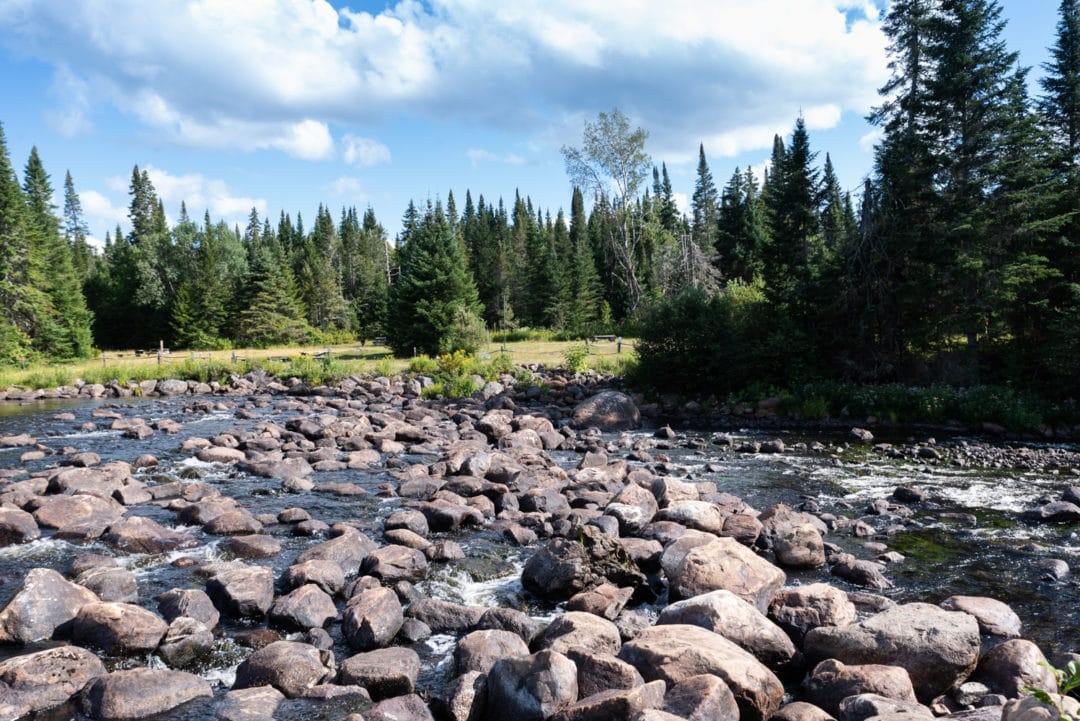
[0,369,1076,721]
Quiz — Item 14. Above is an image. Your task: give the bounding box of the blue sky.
[0,0,1062,245]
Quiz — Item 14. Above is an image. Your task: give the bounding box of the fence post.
[102,351,106,368]
[158,340,163,366]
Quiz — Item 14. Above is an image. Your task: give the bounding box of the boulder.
[157,588,220,629]
[436,670,486,721]
[549,680,666,721]
[456,629,531,674]
[268,584,337,630]
[233,640,337,698]
[225,533,282,559]
[364,694,437,721]
[659,589,797,670]
[0,645,106,716]
[523,526,647,600]
[157,616,214,668]
[564,647,645,698]
[342,586,404,650]
[80,668,212,720]
[829,554,894,590]
[972,639,1057,698]
[103,515,198,554]
[32,494,124,533]
[0,507,40,546]
[668,535,786,611]
[656,500,727,534]
[196,446,246,463]
[619,624,784,721]
[217,686,286,721]
[205,563,274,618]
[338,646,420,700]
[571,391,641,431]
[771,701,837,721]
[362,544,429,583]
[75,566,138,603]
[534,611,622,656]
[768,583,857,644]
[484,650,579,721]
[802,659,918,716]
[0,568,99,644]
[281,560,346,596]
[663,674,739,721]
[773,523,826,568]
[1001,694,1080,721]
[940,596,1022,638]
[407,597,484,633]
[72,601,168,655]
[803,602,980,702]
[837,693,932,721]
[566,584,634,621]
[294,529,377,576]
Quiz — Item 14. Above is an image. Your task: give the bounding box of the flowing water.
[0,396,1076,719]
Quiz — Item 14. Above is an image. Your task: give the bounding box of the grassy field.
[0,337,636,391]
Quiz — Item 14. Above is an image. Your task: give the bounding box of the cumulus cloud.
[466,148,527,166]
[343,135,391,166]
[0,0,888,161]
[144,166,267,223]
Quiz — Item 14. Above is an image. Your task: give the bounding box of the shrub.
[563,345,590,373]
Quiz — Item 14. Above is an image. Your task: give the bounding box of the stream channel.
[0,393,1077,720]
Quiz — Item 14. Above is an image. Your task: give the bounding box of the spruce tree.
[0,123,43,361]
[63,171,95,281]
[691,145,718,262]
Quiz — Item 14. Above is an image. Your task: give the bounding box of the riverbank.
[0,366,1076,720]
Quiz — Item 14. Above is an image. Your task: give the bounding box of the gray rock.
[80,668,212,720]
[0,645,106,716]
[342,586,403,650]
[803,602,980,703]
[566,584,634,620]
[564,647,645,698]
[774,523,827,568]
[549,680,666,721]
[456,629,530,674]
[338,646,420,700]
[233,640,336,698]
[0,568,100,644]
[768,582,857,644]
[436,670,486,721]
[940,596,1022,638]
[281,560,345,596]
[157,588,220,629]
[484,649,579,721]
[972,639,1057,698]
[1002,695,1080,721]
[269,584,337,630]
[803,659,918,716]
[72,601,168,655]
[364,693,436,721]
[838,693,932,721]
[407,597,484,633]
[663,673,739,721]
[362,544,429,583]
[217,686,286,721]
[667,535,787,611]
[75,566,138,603]
[0,507,40,546]
[205,563,274,618]
[533,611,622,656]
[157,616,214,668]
[102,516,198,554]
[572,391,641,431]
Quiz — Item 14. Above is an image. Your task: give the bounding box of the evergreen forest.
[0,0,1078,406]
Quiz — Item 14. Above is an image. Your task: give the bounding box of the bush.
[563,345,590,373]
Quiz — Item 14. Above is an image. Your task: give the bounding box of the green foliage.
[1026,661,1080,721]
[408,355,439,374]
[563,344,590,373]
[373,358,394,378]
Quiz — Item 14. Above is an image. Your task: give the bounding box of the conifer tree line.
[0,0,1077,401]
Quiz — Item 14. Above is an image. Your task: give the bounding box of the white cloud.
[329,176,369,202]
[0,0,888,163]
[343,135,391,166]
[143,166,266,224]
[80,190,129,247]
[466,148,527,166]
[859,128,885,153]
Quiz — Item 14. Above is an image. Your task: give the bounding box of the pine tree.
[63,171,95,281]
[0,123,44,361]
[764,117,820,308]
[691,145,718,262]
[22,147,94,358]
[387,201,483,356]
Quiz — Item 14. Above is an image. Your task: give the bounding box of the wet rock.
[338,646,420,700]
[838,693,933,721]
[663,673,739,721]
[293,527,377,577]
[205,563,274,618]
[456,629,531,674]
[620,624,784,721]
[829,553,894,590]
[233,640,336,699]
[972,639,1057,698]
[564,647,645,697]
[364,693,436,721]
[523,525,647,600]
[72,601,168,655]
[772,701,837,721]
[773,523,826,568]
[550,680,666,721]
[1021,501,1080,523]
[342,586,404,650]
[659,589,798,671]
[477,607,541,644]
[803,659,918,716]
[33,494,125,533]
[436,670,486,721]
[0,645,106,717]
[1034,559,1069,581]
[768,582,857,644]
[80,667,212,720]
[419,499,485,531]
[102,516,197,554]
[204,509,263,535]
[655,500,726,534]
[157,588,220,629]
[75,566,138,603]
[534,611,622,656]
[196,446,246,463]
[225,533,282,559]
[157,616,214,668]
[0,567,99,643]
[485,649,579,721]
[0,507,40,546]
[407,597,484,633]
[571,391,641,431]
[281,560,346,596]
[803,602,980,702]
[940,595,1022,638]
[217,686,286,721]
[1001,694,1080,721]
[362,544,429,583]
[269,583,337,630]
[566,583,634,620]
[667,535,786,611]
[386,509,430,536]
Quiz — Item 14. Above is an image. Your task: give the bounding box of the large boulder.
[549,680,666,721]
[80,667,211,719]
[0,507,40,546]
[484,650,579,721]
[75,566,138,604]
[32,494,124,533]
[338,647,420,700]
[0,646,106,716]
[663,674,739,721]
[362,544,429,583]
[940,595,1022,638]
[156,588,220,629]
[233,640,337,698]
[342,586,404,651]
[773,523,826,568]
[205,563,274,618]
[768,583,857,644]
[294,528,377,576]
[658,589,797,671]
[522,525,647,601]
[533,611,622,656]
[619,624,783,721]
[571,391,641,431]
[456,629,531,674]
[268,584,337,631]
[971,639,1058,698]
[0,568,99,644]
[102,516,198,554]
[667,535,786,611]
[72,601,168,655]
[802,659,918,716]
[217,686,286,721]
[1002,694,1080,721]
[803,602,980,702]
[564,647,645,698]
[157,616,214,668]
